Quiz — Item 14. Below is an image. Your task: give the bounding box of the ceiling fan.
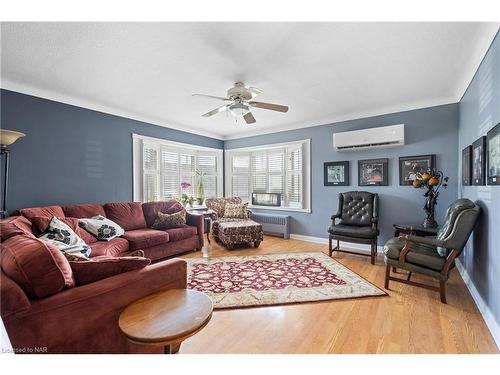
[193,82,289,124]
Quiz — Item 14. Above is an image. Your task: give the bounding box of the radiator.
[250,213,290,239]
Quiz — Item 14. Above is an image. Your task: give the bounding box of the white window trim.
[132,133,223,201]
[225,139,311,213]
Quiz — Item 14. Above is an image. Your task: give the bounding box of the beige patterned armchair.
[205,197,263,249]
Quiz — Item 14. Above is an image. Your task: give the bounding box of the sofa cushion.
[122,228,170,250]
[151,209,187,230]
[142,200,184,227]
[104,202,147,231]
[223,203,249,219]
[0,235,74,298]
[31,216,98,244]
[328,223,379,239]
[20,205,65,221]
[68,256,151,286]
[165,225,198,242]
[38,217,92,257]
[0,216,34,242]
[89,238,130,257]
[0,272,31,317]
[62,203,106,218]
[78,215,124,241]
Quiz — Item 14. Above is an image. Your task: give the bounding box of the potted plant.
[412,169,449,228]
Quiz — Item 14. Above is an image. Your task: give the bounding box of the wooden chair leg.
[407,272,412,281]
[328,237,333,257]
[384,264,390,289]
[370,242,376,265]
[439,280,447,304]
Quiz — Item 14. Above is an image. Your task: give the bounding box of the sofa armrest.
[186,212,204,249]
[1,272,31,319]
[4,259,187,353]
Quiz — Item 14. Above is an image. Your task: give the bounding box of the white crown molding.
[455,259,500,349]
[457,27,499,101]
[0,78,226,140]
[222,96,458,140]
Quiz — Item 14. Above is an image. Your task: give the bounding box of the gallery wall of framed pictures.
[486,122,500,185]
[459,121,500,187]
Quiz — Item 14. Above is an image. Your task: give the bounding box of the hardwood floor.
[179,235,498,354]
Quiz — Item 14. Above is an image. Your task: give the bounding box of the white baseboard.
[455,260,500,349]
[289,234,383,254]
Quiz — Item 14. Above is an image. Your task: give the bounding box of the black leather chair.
[328,191,379,264]
[383,198,480,303]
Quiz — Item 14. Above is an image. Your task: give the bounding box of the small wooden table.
[393,223,439,238]
[118,289,213,354]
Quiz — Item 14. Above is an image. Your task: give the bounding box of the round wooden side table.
[119,289,213,354]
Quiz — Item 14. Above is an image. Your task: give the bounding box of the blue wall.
[225,104,459,245]
[0,89,224,210]
[458,31,500,338]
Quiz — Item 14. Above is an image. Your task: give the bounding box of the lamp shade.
[0,129,26,147]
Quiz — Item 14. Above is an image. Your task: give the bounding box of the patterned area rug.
[186,252,386,309]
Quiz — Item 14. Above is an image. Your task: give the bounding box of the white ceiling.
[1,22,498,140]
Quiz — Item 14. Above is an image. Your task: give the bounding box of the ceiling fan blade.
[193,94,231,101]
[248,87,263,98]
[202,104,230,117]
[243,112,256,124]
[248,101,289,113]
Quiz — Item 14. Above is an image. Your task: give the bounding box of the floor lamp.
[0,129,26,219]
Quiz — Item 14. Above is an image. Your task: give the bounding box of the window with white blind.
[225,139,311,212]
[133,134,223,202]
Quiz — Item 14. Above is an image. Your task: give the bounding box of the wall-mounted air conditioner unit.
[333,124,405,151]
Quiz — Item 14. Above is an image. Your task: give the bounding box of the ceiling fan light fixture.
[229,102,249,117]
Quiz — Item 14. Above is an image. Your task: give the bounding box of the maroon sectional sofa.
[0,200,204,353]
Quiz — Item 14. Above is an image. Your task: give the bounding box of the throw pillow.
[78,215,125,241]
[152,209,187,229]
[223,203,249,219]
[39,216,92,257]
[68,255,151,285]
[31,216,98,244]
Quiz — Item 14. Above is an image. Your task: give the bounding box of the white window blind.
[226,140,308,210]
[138,138,222,202]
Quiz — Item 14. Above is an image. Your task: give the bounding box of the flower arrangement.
[179,182,194,207]
[412,169,449,228]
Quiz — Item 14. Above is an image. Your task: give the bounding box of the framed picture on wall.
[487,122,500,185]
[398,154,435,185]
[472,136,486,185]
[462,145,472,186]
[324,161,349,186]
[358,158,389,186]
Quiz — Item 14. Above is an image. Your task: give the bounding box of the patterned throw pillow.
[152,209,187,229]
[39,216,92,257]
[223,203,249,219]
[78,215,125,241]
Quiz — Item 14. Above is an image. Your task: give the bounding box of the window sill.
[248,205,311,213]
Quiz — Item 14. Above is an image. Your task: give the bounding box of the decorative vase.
[195,178,205,206]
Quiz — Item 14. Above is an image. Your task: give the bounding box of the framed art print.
[462,145,472,186]
[358,158,389,186]
[324,161,349,186]
[398,154,435,186]
[487,122,500,185]
[472,136,486,185]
